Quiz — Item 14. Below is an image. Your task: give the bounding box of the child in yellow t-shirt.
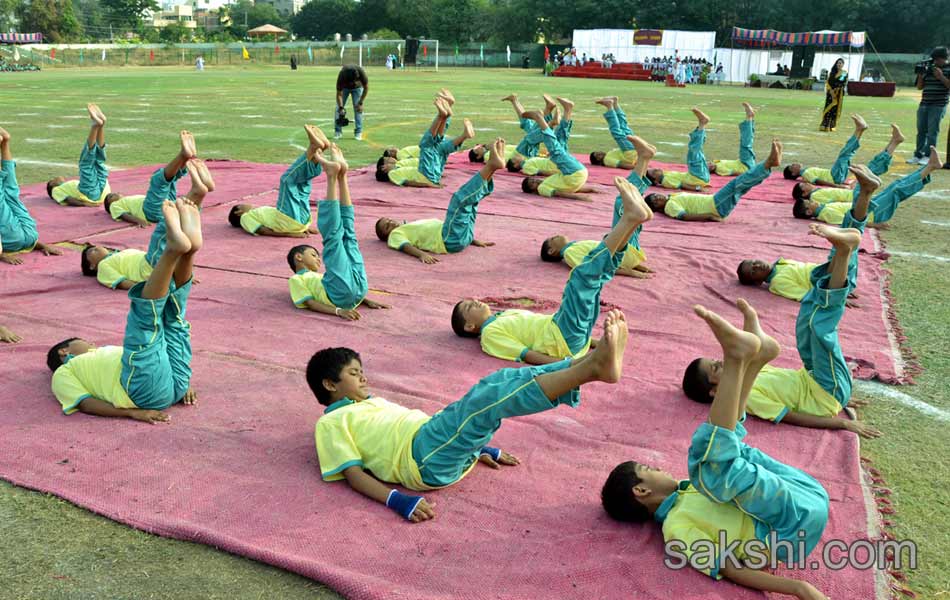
[707,103,757,176]
[310,308,629,522]
[644,108,712,191]
[47,104,113,207]
[602,298,830,598]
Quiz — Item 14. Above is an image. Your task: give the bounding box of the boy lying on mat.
[683,172,881,437]
[374,138,505,264]
[311,309,629,522]
[603,298,831,600]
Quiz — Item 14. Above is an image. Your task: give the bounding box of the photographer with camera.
[335,64,368,141]
[910,47,950,165]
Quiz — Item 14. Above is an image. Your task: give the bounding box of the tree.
[0,0,19,33]
[160,21,190,43]
[101,0,159,31]
[17,0,83,42]
[292,0,355,40]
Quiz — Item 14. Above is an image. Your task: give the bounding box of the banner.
[340,45,345,58]
[0,32,43,43]
[50,48,56,59]
[241,45,250,60]
[13,47,19,61]
[307,45,313,62]
[506,44,511,64]
[101,49,106,61]
[274,44,279,54]
[633,29,663,45]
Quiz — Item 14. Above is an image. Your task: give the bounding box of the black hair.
[643,193,661,212]
[104,193,119,214]
[468,148,484,163]
[382,147,398,158]
[601,461,650,522]
[287,244,317,272]
[736,260,758,286]
[228,205,243,228]
[375,218,390,241]
[540,238,562,262]
[792,197,811,219]
[791,182,805,202]
[375,169,389,183]
[46,180,56,199]
[521,177,533,194]
[506,159,521,173]
[933,46,949,60]
[47,338,80,372]
[783,165,797,180]
[589,151,604,166]
[451,301,478,338]
[682,358,714,403]
[80,245,96,276]
[306,347,361,406]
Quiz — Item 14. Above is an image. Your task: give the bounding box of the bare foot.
[594,97,613,109]
[437,88,455,105]
[304,124,324,152]
[765,139,783,170]
[615,176,653,223]
[462,118,475,139]
[87,103,104,127]
[434,98,449,117]
[501,94,518,102]
[328,143,348,172]
[487,138,506,170]
[809,224,862,252]
[628,135,656,160]
[556,96,574,111]
[694,305,761,361]
[177,198,203,252]
[889,124,905,145]
[590,310,628,383]
[192,158,215,192]
[522,110,544,123]
[185,160,208,197]
[180,130,197,160]
[93,104,107,125]
[925,146,942,172]
[742,102,755,120]
[316,151,341,177]
[0,324,21,343]
[0,127,9,142]
[162,200,192,255]
[607,96,619,104]
[736,298,780,362]
[848,165,881,194]
[692,108,710,128]
[542,94,557,111]
[851,114,868,134]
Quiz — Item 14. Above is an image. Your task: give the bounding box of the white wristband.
[335,308,341,316]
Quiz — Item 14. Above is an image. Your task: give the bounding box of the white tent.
[570,29,716,63]
[714,49,864,84]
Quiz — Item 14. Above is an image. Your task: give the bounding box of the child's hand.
[794,582,829,600]
[845,299,860,309]
[132,409,170,424]
[0,325,21,343]
[844,420,882,439]
[418,253,439,264]
[0,253,23,265]
[472,239,495,247]
[182,387,198,405]
[364,299,390,309]
[337,308,361,320]
[409,499,436,523]
[848,398,870,408]
[38,243,63,256]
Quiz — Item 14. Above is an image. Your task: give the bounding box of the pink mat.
[1,155,898,599]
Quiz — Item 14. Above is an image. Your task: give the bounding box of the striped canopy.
[731,28,865,48]
[0,32,43,44]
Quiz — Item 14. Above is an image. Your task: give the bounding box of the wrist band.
[335,308,341,316]
[386,489,424,520]
[480,446,502,461]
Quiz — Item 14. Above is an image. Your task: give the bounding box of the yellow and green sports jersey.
[289,270,334,308]
[746,365,842,422]
[538,169,588,198]
[314,396,434,491]
[480,309,589,362]
[713,159,749,176]
[801,167,836,184]
[51,346,138,415]
[240,206,309,235]
[397,145,420,160]
[767,259,818,302]
[395,157,420,169]
[659,171,708,190]
[108,195,146,222]
[811,187,853,205]
[604,149,637,168]
[485,145,518,163]
[522,157,559,176]
[664,193,717,219]
[388,167,435,187]
[51,179,111,205]
[661,481,761,579]
[814,202,853,225]
[387,219,448,254]
[96,249,152,289]
[563,240,644,270]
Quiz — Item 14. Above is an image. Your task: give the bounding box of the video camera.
[915,58,935,76]
[336,106,349,127]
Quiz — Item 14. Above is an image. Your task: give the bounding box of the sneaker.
[333,132,342,140]
[906,156,921,164]
[943,162,950,170]
[354,132,363,141]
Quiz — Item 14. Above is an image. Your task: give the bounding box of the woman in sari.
[820,58,848,131]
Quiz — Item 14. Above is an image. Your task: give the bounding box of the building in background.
[256,0,305,17]
[150,4,197,30]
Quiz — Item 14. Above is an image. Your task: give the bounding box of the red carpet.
[0,154,899,599]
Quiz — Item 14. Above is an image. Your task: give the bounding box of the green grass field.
[2,66,949,598]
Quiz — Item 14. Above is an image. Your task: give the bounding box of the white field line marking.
[17,158,120,169]
[24,138,53,144]
[888,250,950,262]
[111,128,141,133]
[46,125,70,129]
[243,115,264,119]
[921,220,950,227]
[911,190,949,200]
[854,380,950,422]
[16,112,40,116]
